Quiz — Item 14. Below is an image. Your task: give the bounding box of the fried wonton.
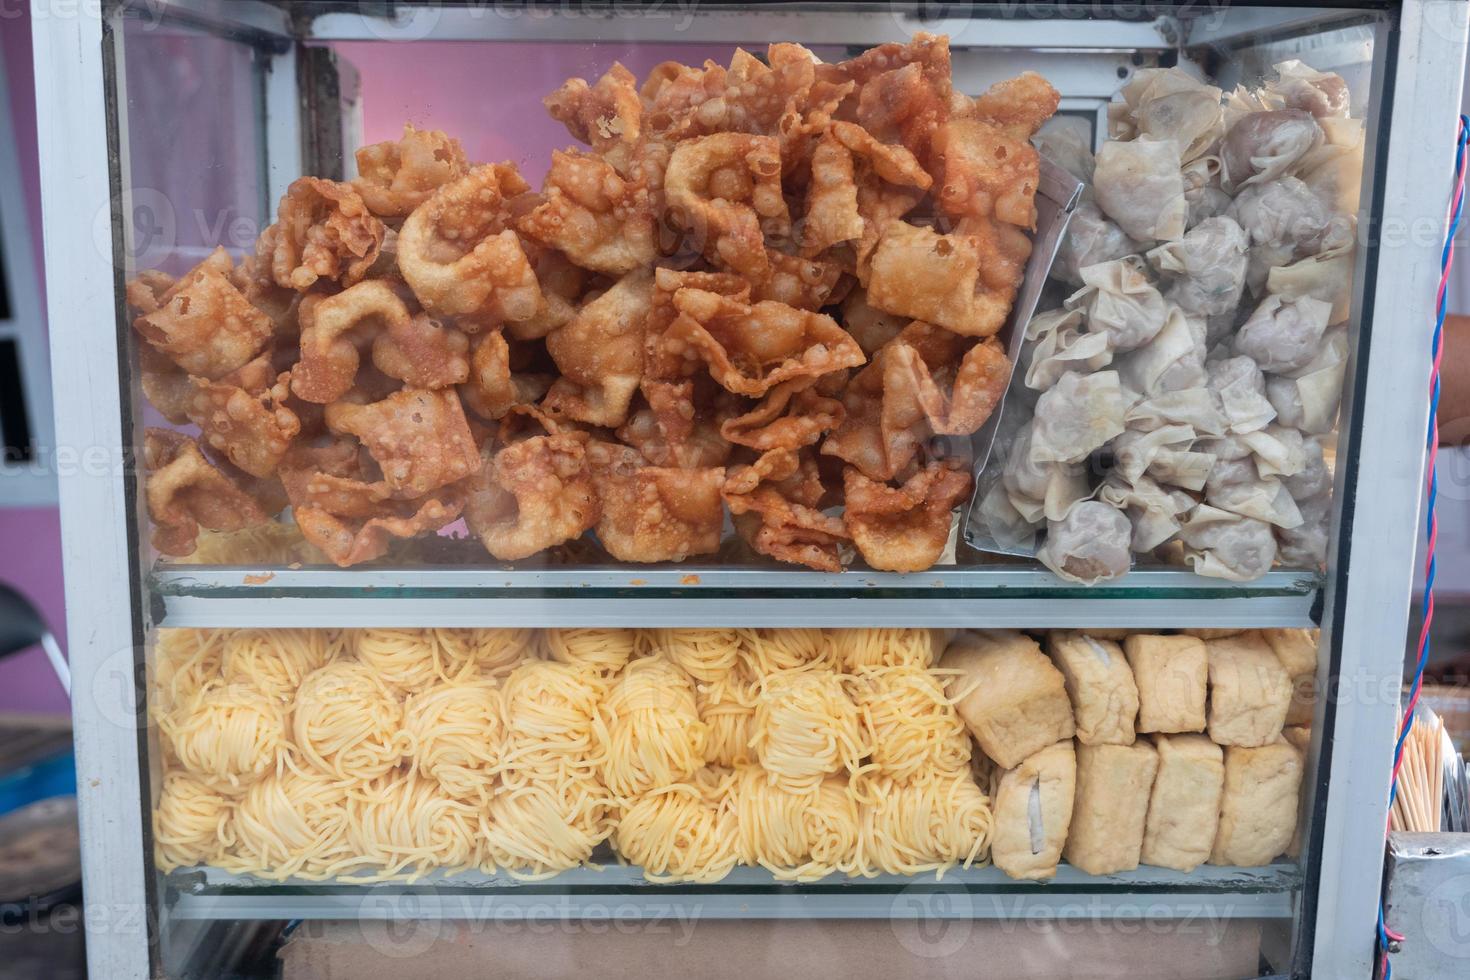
[586,441,724,562]
[294,491,464,568]
[840,33,953,169]
[822,323,1008,482]
[643,268,751,381]
[509,246,589,341]
[517,149,658,276]
[397,163,545,329]
[864,220,1021,338]
[324,387,480,499]
[144,429,279,557]
[932,72,1058,231]
[665,133,791,282]
[753,250,845,310]
[723,448,848,572]
[615,378,734,469]
[721,376,845,452]
[185,367,300,479]
[463,426,600,561]
[132,248,273,380]
[801,121,933,263]
[352,124,470,220]
[292,280,411,404]
[545,63,643,175]
[265,177,386,291]
[655,286,864,397]
[843,462,971,572]
[370,309,471,390]
[460,330,553,421]
[542,269,652,427]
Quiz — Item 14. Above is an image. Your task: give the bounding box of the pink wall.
[329,41,785,181]
[0,9,67,716]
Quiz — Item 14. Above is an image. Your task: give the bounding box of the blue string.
[1378,113,1469,980]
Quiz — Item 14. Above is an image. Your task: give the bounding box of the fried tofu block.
[1141,733,1224,872]
[942,631,1075,769]
[1282,725,1312,859]
[1179,628,1245,640]
[1262,628,1319,727]
[1047,631,1139,745]
[991,740,1076,881]
[1123,634,1208,734]
[1206,633,1293,747]
[1210,738,1304,867]
[1064,741,1158,875]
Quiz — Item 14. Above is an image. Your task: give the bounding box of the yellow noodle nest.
[482,771,618,880]
[291,662,410,781]
[154,771,236,872]
[221,628,343,702]
[697,668,760,768]
[595,658,709,800]
[644,628,743,683]
[858,768,993,878]
[751,671,870,792]
[221,764,354,881]
[343,771,483,881]
[850,665,971,783]
[614,768,737,884]
[159,681,287,795]
[541,628,639,677]
[352,628,480,693]
[403,679,504,801]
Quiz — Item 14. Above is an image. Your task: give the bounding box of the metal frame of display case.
[29,2,1469,978]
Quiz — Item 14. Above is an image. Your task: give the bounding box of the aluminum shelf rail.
[165,863,1300,922]
[149,566,1323,629]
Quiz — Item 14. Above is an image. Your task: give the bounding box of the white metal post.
[31,7,151,980]
[1312,1,1470,976]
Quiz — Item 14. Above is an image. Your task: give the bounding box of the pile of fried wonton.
[130,34,1059,572]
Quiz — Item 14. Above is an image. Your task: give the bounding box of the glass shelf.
[149,566,1323,628]
[165,863,1301,922]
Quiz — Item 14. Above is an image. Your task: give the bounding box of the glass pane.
[101,5,1386,978]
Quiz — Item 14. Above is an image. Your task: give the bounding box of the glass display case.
[29,2,1469,977]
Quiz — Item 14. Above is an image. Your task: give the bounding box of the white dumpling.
[1266,60,1351,119]
[1053,202,1147,287]
[1195,432,1254,463]
[1206,476,1304,529]
[1266,325,1349,437]
[1233,294,1333,373]
[1126,388,1226,436]
[1113,68,1226,163]
[1148,216,1249,317]
[1221,109,1323,191]
[1227,177,1333,252]
[1206,354,1276,434]
[1241,424,1307,478]
[1283,435,1332,501]
[1118,307,1208,396]
[1094,137,1188,242]
[1267,242,1354,325]
[1033,115,1095,183]
[1037,501,1133,584]
[1205,455,1261,494]
[1110,424,1196,485]
[1065,256,1168,352]
[1188,185,1234,230]
[1025,308,1113,391]
[1031,370,1127,464]
[1002,421,1091,524]
[977,477,1042,552]
[1178,505,1278,581]
[1099,473,1195,553]
[1277,494,1331,568]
